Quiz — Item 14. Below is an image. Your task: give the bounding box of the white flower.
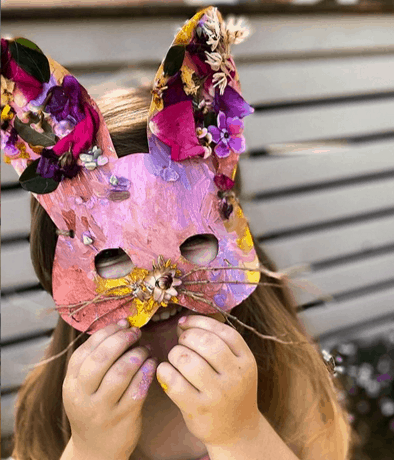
[205,51,235,91]
[205,51,223,72]
[196,128,213,159]
[212,72,228,95]
[203,145,212,159]
[224,16,251,45]
[79,145,108,171]
[202,7,223,51]
[143,268,182,304]
[196,127,208,138]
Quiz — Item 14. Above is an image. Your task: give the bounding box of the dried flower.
[37,148,80,182]
[224,16,251,46]
[151,75,169,112]
[208,111,246,158]
[1,75,15,106]
[52,103,100,159]
[196,127,213,159]
[212,72,228,96]
[1,38,43,103]
[201,8,223,51]
[45,75,85,124]
[143,257,182,305]
[181,67,200,96]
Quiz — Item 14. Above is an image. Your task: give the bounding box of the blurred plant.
[325,328,394,460]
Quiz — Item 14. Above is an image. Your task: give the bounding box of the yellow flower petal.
[174,10,206,45]
[1,105,14,121]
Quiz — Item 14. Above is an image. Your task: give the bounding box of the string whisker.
[180,288,310,346]
[28,298,135,369]
[182,280,281,288]
[181,263,310,281]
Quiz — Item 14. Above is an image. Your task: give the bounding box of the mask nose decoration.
[94,255,183,328]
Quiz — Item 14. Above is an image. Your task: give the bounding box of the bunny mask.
[1,7,260,334]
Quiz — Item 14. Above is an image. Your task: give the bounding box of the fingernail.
[178,316,187,325]
[117,319,129,328]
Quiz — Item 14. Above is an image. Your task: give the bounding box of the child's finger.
[167,344,218,390]
[177,315,248,359]
[177,327,236,376]
[67,321,133,379]
[116,357,158,410]
[77,328,142,395]
[156,361,200,405]
[94,346,151,405]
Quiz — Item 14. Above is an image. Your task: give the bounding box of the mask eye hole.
[180,234,218,265]
[95,248,134,279]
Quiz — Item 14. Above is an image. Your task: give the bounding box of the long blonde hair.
[12,86,359,460]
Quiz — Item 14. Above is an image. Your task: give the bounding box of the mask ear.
[1,36,119,225]
[146,6,254,185]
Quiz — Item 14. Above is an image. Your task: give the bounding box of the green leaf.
[163,45,185,77]
[14,37,44,54]
[9,40,50,83]
[14,116,58,147]
[19,159,59,194]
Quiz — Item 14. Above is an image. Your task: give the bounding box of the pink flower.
[1,39,43,103]
[52,103,100,159]
[208,111,245,158]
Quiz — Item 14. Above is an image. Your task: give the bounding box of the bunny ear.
[147,6,254,185]
[1,37,118,196]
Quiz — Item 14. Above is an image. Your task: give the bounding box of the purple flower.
[29,74,57,107]
[37,148,80,182]
[208,111,245,158]
[2,127,19,157]
[213,86,254,119]
[45,75,85,124]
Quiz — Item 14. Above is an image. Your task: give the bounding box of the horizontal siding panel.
[261,214,394,269]
[244,176,394,236]
[1,291,57,341]
[2,16,394,68]
[80,55,394,110]
[239,55,394,106]
[299,286,394,338]
[1,163,19,185]
[291,251,394,305]
[1,393,18,437]
[1,243,39,289]
[2,190,31,238]
[239,140,394,196]
[244,98,394,150]
[2,336,52,389]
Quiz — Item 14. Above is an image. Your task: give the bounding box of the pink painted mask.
[2,7,260,334]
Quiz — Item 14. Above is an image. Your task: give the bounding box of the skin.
[155,314,261,447]
[62,322,156,460]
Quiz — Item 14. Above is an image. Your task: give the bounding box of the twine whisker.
[28,298,134,369]
[182,280,281,288]
[180,288,309,346]
[180,263,310,281]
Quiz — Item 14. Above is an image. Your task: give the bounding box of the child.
[2,7,358,460]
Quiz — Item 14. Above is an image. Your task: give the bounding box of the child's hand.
[62,321,157,460]
[156,315,261,447]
